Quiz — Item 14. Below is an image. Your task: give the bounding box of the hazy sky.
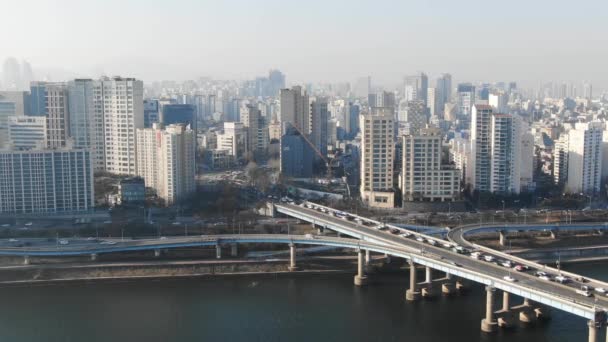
[2,0,607,88]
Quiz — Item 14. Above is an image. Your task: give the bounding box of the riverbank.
[0,256,369,286]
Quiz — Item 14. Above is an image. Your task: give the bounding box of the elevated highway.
[275,202,608,337]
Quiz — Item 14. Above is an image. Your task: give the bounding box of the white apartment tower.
[401,127,459,202]
[136,124,195,205]
[68,79,96,154]
[470,104,493,192]
[490,114,520,194]
[360,107,395,208]
[565,122,603,194]
[95,77,144,175]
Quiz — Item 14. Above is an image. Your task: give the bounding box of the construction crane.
[286,122,333,179]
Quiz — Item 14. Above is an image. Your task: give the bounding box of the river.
[0,262,605,341]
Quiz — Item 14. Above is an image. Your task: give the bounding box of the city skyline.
[1,0,607,89]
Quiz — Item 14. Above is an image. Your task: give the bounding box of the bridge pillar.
[405,259,420,301]
[23,255,30,265]
[231,244,238,257]
[90,253,98,261]
[154,249,161,257]
[365,249,371,265]
[588,320,598,342]
[425,267,432,283]
[216,244,222,259]
[499,230,507,246]
[550,229,558,239]
[384,253,391,264]
[354,249,368,286]
[502,291,510,311]
[288,243,299,271]
[481,286,497,333]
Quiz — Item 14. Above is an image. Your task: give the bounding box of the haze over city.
[1,0,607,88]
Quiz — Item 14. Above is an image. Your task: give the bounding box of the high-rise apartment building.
[360,107,395,208]
[136,124,195,205]
[399,100,427,135]
[565,122,603,194]
[0,149,93,214]
[95,77,144,175]
[45,83,70,148]
[401,127,459,202]
[470,104,492,192]
[241,104,263,156]
[490,114,520,194]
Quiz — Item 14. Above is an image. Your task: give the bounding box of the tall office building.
[162,104,196,132]
[457,83,476,118]
[28,81,47,116]
[360,107,395,208]
[143,99,160,128]
[280,86,309,135]
[310,97,329,158]
[136,124,195,205]
[553,133,569,186]
[401,127,459,202]
[280,127,314,178]
[95,77,144,175]
[436,73,452,106]
[404,73,428,105]
[470,104,493,192]
[7,116,47,150]
[565,122,603,194]
[268,69,286,97]
[68,79,96,154]
[0,149,93,214]
[427,87,440,118]
[346,102,360,137]
[45,83,70,148]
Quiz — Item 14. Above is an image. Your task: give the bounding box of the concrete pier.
[353,249,368,286]
[154,249,161,257]
[288,244,299,271]
[499,230,507,246]
[230,244,238,257]
[216,244,222,259]
[23,255,30,265]
[90,253,98,261]
[456,279,469,291]
[502,291,510,311]
[425,267,432,283]
[588,320,597,342]
[405,259,420,301]
[481,286,498,333]
[441,282,455,295]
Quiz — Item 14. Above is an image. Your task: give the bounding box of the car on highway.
[8,238,18,242]
[24,222,33,226]
[390,229,400,235]
[500,260,513,268]
[595,287,606,294]
[58,239,69,245]
[426,239,437,246]
[536,271,551,281]
[1,224,10,228]
[449,261,463,267]
[400,232,412,238]
[577,286,593,297]
[100,241,116,245]
[442,242,452,248]
[483,255,495,262]
[555,275,570,284]
[470,252,481,260]
[416,236,425,242]
[503,275,517,282]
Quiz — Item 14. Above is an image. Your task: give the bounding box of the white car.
[416,237,425,242]
[483,255,495,262]
[503,275,517,282]
[595,288,606,294]
[501,261,513,268]
[8,238,18,242]
[58,239,69,245]
[427,239,437,246]
[24,222,33,226]
[442,242,452,248]
[555,275,570,284]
